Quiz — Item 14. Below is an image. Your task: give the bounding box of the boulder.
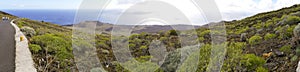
[240,33,247,42]
[273,49,284,57]
[275,30,281,35]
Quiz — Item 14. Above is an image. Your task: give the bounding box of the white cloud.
[12,4,25,8]
[104,0,143,10]
[101,0,300,25]
[274,0,300,9]
[216,0,300,21]
[103,0,205,25]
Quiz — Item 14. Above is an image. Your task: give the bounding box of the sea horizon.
[1,9,206,26]
[1,9,117,25]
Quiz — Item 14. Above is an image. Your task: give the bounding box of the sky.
[0,0,82,9]
[0,0,300,25]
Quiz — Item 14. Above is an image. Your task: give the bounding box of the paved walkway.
[0,20,16,72]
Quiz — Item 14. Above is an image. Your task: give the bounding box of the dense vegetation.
[13,18,74,71]
[1,4,300,72]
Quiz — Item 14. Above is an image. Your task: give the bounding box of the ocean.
[2,9,207,26]
[2,9,120,25]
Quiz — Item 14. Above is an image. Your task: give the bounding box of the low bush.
[241,54,266,71]
[253,23,262,29]
[256,66,268,72]
[296,47,300,56]
[31,34,71,52]
[286,15,300,25]
[264,33,276,40]
[198,30,210,37]
[221,42,245,71]
[248,35,263,45]
[235,27,249,34]
[283,25,297,38]
[197,44,211,71]
[140,45,148,49]
[197,37,205,42]
[169,30,178,36]
[29,44,41,53]
[291,56,298,62]
[20,26,36,37]
[31,34,73,61]
[17,21,26,28]
[279,45,292,53]
[264,20,274,27]
[97,41,110,49]
[129,44,136,48]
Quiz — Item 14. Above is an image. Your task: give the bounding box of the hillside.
[64,21,201,34]
[1,4,300,72]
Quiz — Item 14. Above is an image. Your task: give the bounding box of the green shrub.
[140,45,148,49]
[20,26,36,37]
[279,45,292,53]
[129,44,136,48]
[197,44,211,71]
[129,34,140,39]
[31,34,71,52]
[29,44,42,53]
[241,54,266,71]
[199,30,210,37]
[274,26,282,31]
[296,47,300,56]
[221,42,245,71]
[136,55,152,62]
[131,38,142,45]
[235,27,249,34]
[169,30,178,36]
[286,15,300,25]
[253,23,262,29]
[17,21,26,28]
[264,33,276,40]
[256,66,268,72]
[291,56,298,62]
[287,25,296,36]
[31,34,72,61]
[197,37,205,42]
[276,25,294,39]
[248,35,263,45]
[264,20,274,27]
[97,41,110,49]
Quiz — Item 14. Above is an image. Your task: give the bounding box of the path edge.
[11,20,37,72]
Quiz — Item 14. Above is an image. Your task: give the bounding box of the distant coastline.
[1,9,204,26]
[2,9,77,25]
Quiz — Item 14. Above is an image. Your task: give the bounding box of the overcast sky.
[102,0,300,25]
[0,0,300,25]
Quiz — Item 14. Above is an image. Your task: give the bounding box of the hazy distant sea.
[2,9,120,25]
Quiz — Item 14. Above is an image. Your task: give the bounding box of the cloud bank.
[216,0,300,20]
[99,0,300,25]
